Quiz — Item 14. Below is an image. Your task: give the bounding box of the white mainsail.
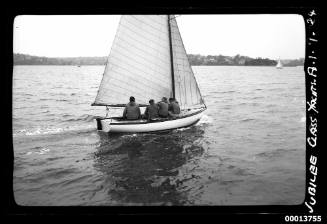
[93,15,205,110]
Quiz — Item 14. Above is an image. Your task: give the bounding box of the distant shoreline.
[13,53,304,67]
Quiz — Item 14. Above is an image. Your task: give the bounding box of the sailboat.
[92,15,207,133]
[276,58,283,69]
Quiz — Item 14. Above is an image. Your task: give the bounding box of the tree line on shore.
[13,53,304,66]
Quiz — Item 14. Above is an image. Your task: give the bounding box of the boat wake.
[13,124,96,137]
[196,114,213,126]
[175,127,192,132]
[60,114,96,122]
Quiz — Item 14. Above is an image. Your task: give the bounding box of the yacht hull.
[96,108,205,133]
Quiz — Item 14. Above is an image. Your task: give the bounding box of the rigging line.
[171,18,206,107]
[93,16,123,105]
[168,15,176,99]
[176,62,185,108]
[184,76,187,106]
[190,72,193,104]
[169,15,181,20]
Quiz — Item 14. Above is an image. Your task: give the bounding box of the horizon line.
[13,52,305,60]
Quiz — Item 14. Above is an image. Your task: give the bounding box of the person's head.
[162,97,167,102]
[129,96,135,102]
[149,99,154,105]
[169,97,174,103]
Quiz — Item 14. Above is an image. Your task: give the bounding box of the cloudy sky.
[13,14,305,60]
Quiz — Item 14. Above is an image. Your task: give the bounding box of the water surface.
[13,65,306,205]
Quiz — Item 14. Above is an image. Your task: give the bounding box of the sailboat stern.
[95,117,112,132]
[95,118,102,130]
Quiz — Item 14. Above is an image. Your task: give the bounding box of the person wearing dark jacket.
[144,99,159,120]
[123,96,141,120]
[157,97,169,118]
[168,98,181,116]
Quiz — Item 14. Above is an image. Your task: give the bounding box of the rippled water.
[13,65,306,205]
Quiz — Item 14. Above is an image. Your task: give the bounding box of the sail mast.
[167,15,176,99]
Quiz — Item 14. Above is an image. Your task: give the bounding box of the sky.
[13,14,305,60]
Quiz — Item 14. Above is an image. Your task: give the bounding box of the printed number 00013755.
[284,215,322,222]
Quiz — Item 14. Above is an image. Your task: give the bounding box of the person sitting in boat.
[157,97,169,118]
[168,97,181,117]
[143,99,159,120]
[122,96,141,120]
